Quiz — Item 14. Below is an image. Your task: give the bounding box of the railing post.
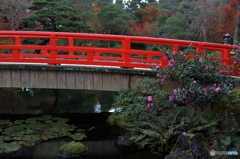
[196,44,205,55]
[69,37,74,56]
[222,49,230,66]
[12,36,21,59]
[49,33,57,65]
[88,52,94,62]
[173,44,179,53]
[122,37,131,68]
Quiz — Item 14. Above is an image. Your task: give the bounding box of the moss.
[58,142,87,155]
[107,115,129,127]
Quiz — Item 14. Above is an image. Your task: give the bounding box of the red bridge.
[0,31,239,76]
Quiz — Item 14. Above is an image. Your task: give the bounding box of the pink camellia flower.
[155,65,160,69]
[215,87,221,91]
[161,78,166,82]
[147,96,153,101]
[203,87,210,92]
[169,96,174,101]
[226,91,231,95]
[204,66,208,70]
[163,56,168,60]
[173,89,178,94]
[183,55,187,59]
[148,103,154,108]
[169,59,176,63]
[179,51,183,55]
[145,106,150,110]
[173,51,177,55]
[168,64,174,67]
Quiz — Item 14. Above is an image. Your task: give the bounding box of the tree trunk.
[201,20,207,42]
[234,0,240,45]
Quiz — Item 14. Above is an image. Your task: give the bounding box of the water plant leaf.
[0,136,11,141]
[0,120,12,126]
[25,118,38,124]
[69,133,87,141]
[38,115,52,121]
[0,142,21,153]
[13,120,25,125]
[44,120,53,123]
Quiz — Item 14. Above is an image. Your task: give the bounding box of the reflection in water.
[94,101,101,113]
[0,88,118,114]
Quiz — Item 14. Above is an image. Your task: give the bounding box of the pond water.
[0,88,165,159]
[0,88,118,114]
[0,114,164,159]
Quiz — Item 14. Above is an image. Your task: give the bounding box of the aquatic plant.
[0,115,86,153]
[58,141,87,156]
[69,133,87,141]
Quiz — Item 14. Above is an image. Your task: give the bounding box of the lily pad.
[25,118,38,124]
[0,136,11,142]
[69,133,87,141]
[13,120,25,125]
[0,120,12,126]
[0,142,21,153]
[44,120,53,123]
[38,115,52,121]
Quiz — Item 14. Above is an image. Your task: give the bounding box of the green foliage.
[69,133,87,141]
[99,3,131,35]
[23,0,94,33]
[0,115,85,153]
[108,48,240,155]
[156,48,238,109]
[58,142,87,155]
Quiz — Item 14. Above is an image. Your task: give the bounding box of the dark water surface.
[0,88,118,114]
[0,114,163,159]
[0,88,164,159]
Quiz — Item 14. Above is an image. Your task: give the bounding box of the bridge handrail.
[0,31,239,75]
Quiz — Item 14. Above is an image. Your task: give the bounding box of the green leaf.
[220,136,231,146]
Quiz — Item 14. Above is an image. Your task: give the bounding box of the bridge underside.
[0,65,161,91]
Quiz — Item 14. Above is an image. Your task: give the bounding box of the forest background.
[0,0,240,45]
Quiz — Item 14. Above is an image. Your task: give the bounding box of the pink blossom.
[168,64,174,67]
[145,106,150,110]
[203,87,210,92]
[226,92,231,95]
[215,87,221,92]
[173,89,178,94]
[173,51,177,55]
[155,65,160,69]
[183,55,187,59]
[182,132,186,135]
[163,56,168,60]
[179,51,183,55]
[147,103,154,107]
[181,100,186,103]
[147,96,153,101]
[169,59,176,63]
[169,96,174,101]
[204,66,208,70]
[161,78,166,82]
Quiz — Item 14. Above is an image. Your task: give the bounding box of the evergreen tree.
[22,0,94,32]
[99,3,131,35]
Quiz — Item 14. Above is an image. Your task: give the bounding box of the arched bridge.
[0,31,239,91]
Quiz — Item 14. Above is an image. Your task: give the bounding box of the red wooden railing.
[0,31,239,75]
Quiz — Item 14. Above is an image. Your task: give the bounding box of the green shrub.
[58,142,87,155]
[108,48,240,155]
